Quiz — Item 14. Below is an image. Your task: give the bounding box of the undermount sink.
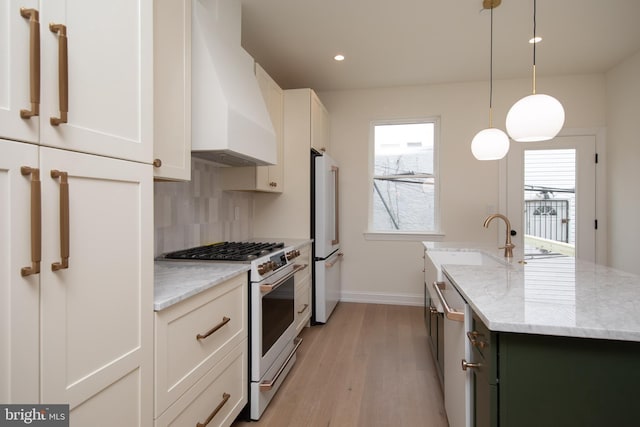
[425,249,507,314]
[428,250,507,273]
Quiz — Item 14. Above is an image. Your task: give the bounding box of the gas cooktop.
[162,241,285,262]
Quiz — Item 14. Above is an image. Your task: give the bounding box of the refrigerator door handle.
[331,165,340,245]
[325,252,343,268]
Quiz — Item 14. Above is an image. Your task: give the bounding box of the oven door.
[251,266,298,382]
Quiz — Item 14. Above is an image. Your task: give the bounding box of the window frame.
[365,117,443,241]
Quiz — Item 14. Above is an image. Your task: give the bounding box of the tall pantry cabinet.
[253,88,330,239]
[0,1,153,425]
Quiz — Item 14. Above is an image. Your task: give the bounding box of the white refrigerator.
[312,152,342,323]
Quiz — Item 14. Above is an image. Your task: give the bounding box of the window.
[369,119,439,236]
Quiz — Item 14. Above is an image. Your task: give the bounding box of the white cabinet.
[0,1,154,423]
[253,88,329,239]
[153,0,191,181]
[0,139,154,424]
[0,0,153,163]
[0,140,40,404]
[221,63,284,192]
[294,244,312,334]
[0,0,39,143]
[310,90,329,153]
[154,274,248,427]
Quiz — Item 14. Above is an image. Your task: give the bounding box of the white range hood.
[191,0,276,166]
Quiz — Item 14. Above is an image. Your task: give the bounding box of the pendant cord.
[532,0,537,94]
[489,5,494,127]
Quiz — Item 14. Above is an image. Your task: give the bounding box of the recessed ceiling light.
[334,54,345,61]
[529,36,542,44]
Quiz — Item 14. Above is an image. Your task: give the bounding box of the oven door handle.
[259,264,307,294]
[259,337,302,391]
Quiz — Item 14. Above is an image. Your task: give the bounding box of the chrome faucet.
[483,214,515,258]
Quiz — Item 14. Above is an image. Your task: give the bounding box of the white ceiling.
[239,0,640,92]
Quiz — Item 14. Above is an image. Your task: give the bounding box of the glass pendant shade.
[506,93,565,142]
[471,127,510,160]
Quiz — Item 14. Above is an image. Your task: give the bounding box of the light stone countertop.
[154,261,249,311]
[424,242,640,342]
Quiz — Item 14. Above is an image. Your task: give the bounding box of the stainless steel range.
[162,241,304,420]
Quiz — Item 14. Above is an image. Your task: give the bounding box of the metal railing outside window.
[524,198,570,243]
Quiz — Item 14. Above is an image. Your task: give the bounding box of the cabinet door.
[0,0,39,143]
[0,139,39,403]
[222,64,283,192]
[39,0,153,163]
[153,0,191,181]
[255,64,283,192]
[39,147,152,425]
[310,91,328,153]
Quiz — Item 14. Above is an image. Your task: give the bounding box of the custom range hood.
[191,0,276,166]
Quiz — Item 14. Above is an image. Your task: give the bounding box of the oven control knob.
[286,249,300,260]
[258,263,270,275]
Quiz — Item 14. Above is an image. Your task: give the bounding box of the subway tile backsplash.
[154,158,253,255]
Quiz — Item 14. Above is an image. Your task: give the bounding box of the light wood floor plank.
[233,302,448,427]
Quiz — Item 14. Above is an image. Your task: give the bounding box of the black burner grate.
[163,241,285,262]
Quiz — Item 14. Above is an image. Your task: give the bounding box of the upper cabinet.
[0,0,153,163]
[252,88,330,239]
[153,0,192,181]
[221,63,284,192]
[310,90,329,153]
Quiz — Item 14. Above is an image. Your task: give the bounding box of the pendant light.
[471,0,509,161]
[506,0,565,142]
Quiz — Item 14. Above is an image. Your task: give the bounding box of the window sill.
[363,231,445,242]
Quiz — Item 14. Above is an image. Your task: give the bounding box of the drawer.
[294,247,311,283]
[295,278,311,334]
[155,339,248,427]
[295,263,310,285]
[155,274,247,416]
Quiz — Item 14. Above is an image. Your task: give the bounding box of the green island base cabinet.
[470,312,640,427]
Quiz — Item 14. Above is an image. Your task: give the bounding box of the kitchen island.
[424,243,640,427]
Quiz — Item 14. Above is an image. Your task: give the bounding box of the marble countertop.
[154,261,249,311]
[424,243,640,342]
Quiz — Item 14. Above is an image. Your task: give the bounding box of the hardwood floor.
[233,302,449,427]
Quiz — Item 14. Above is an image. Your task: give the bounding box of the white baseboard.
[340,290,422,307]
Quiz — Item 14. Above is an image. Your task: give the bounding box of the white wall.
[319,73,606,305]
[606,49,640,274]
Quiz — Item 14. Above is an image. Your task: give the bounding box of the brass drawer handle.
[51,170,69,271]
[196,316,230,341]
[20,167,41,276]
[297,303,309,315]
[467,331,487,349]
[49,23,68,126]
[19,8,40,119]
[153,158,162,168]
[195,392,230,427]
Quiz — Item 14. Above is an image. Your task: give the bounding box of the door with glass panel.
[506,135,597,262]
